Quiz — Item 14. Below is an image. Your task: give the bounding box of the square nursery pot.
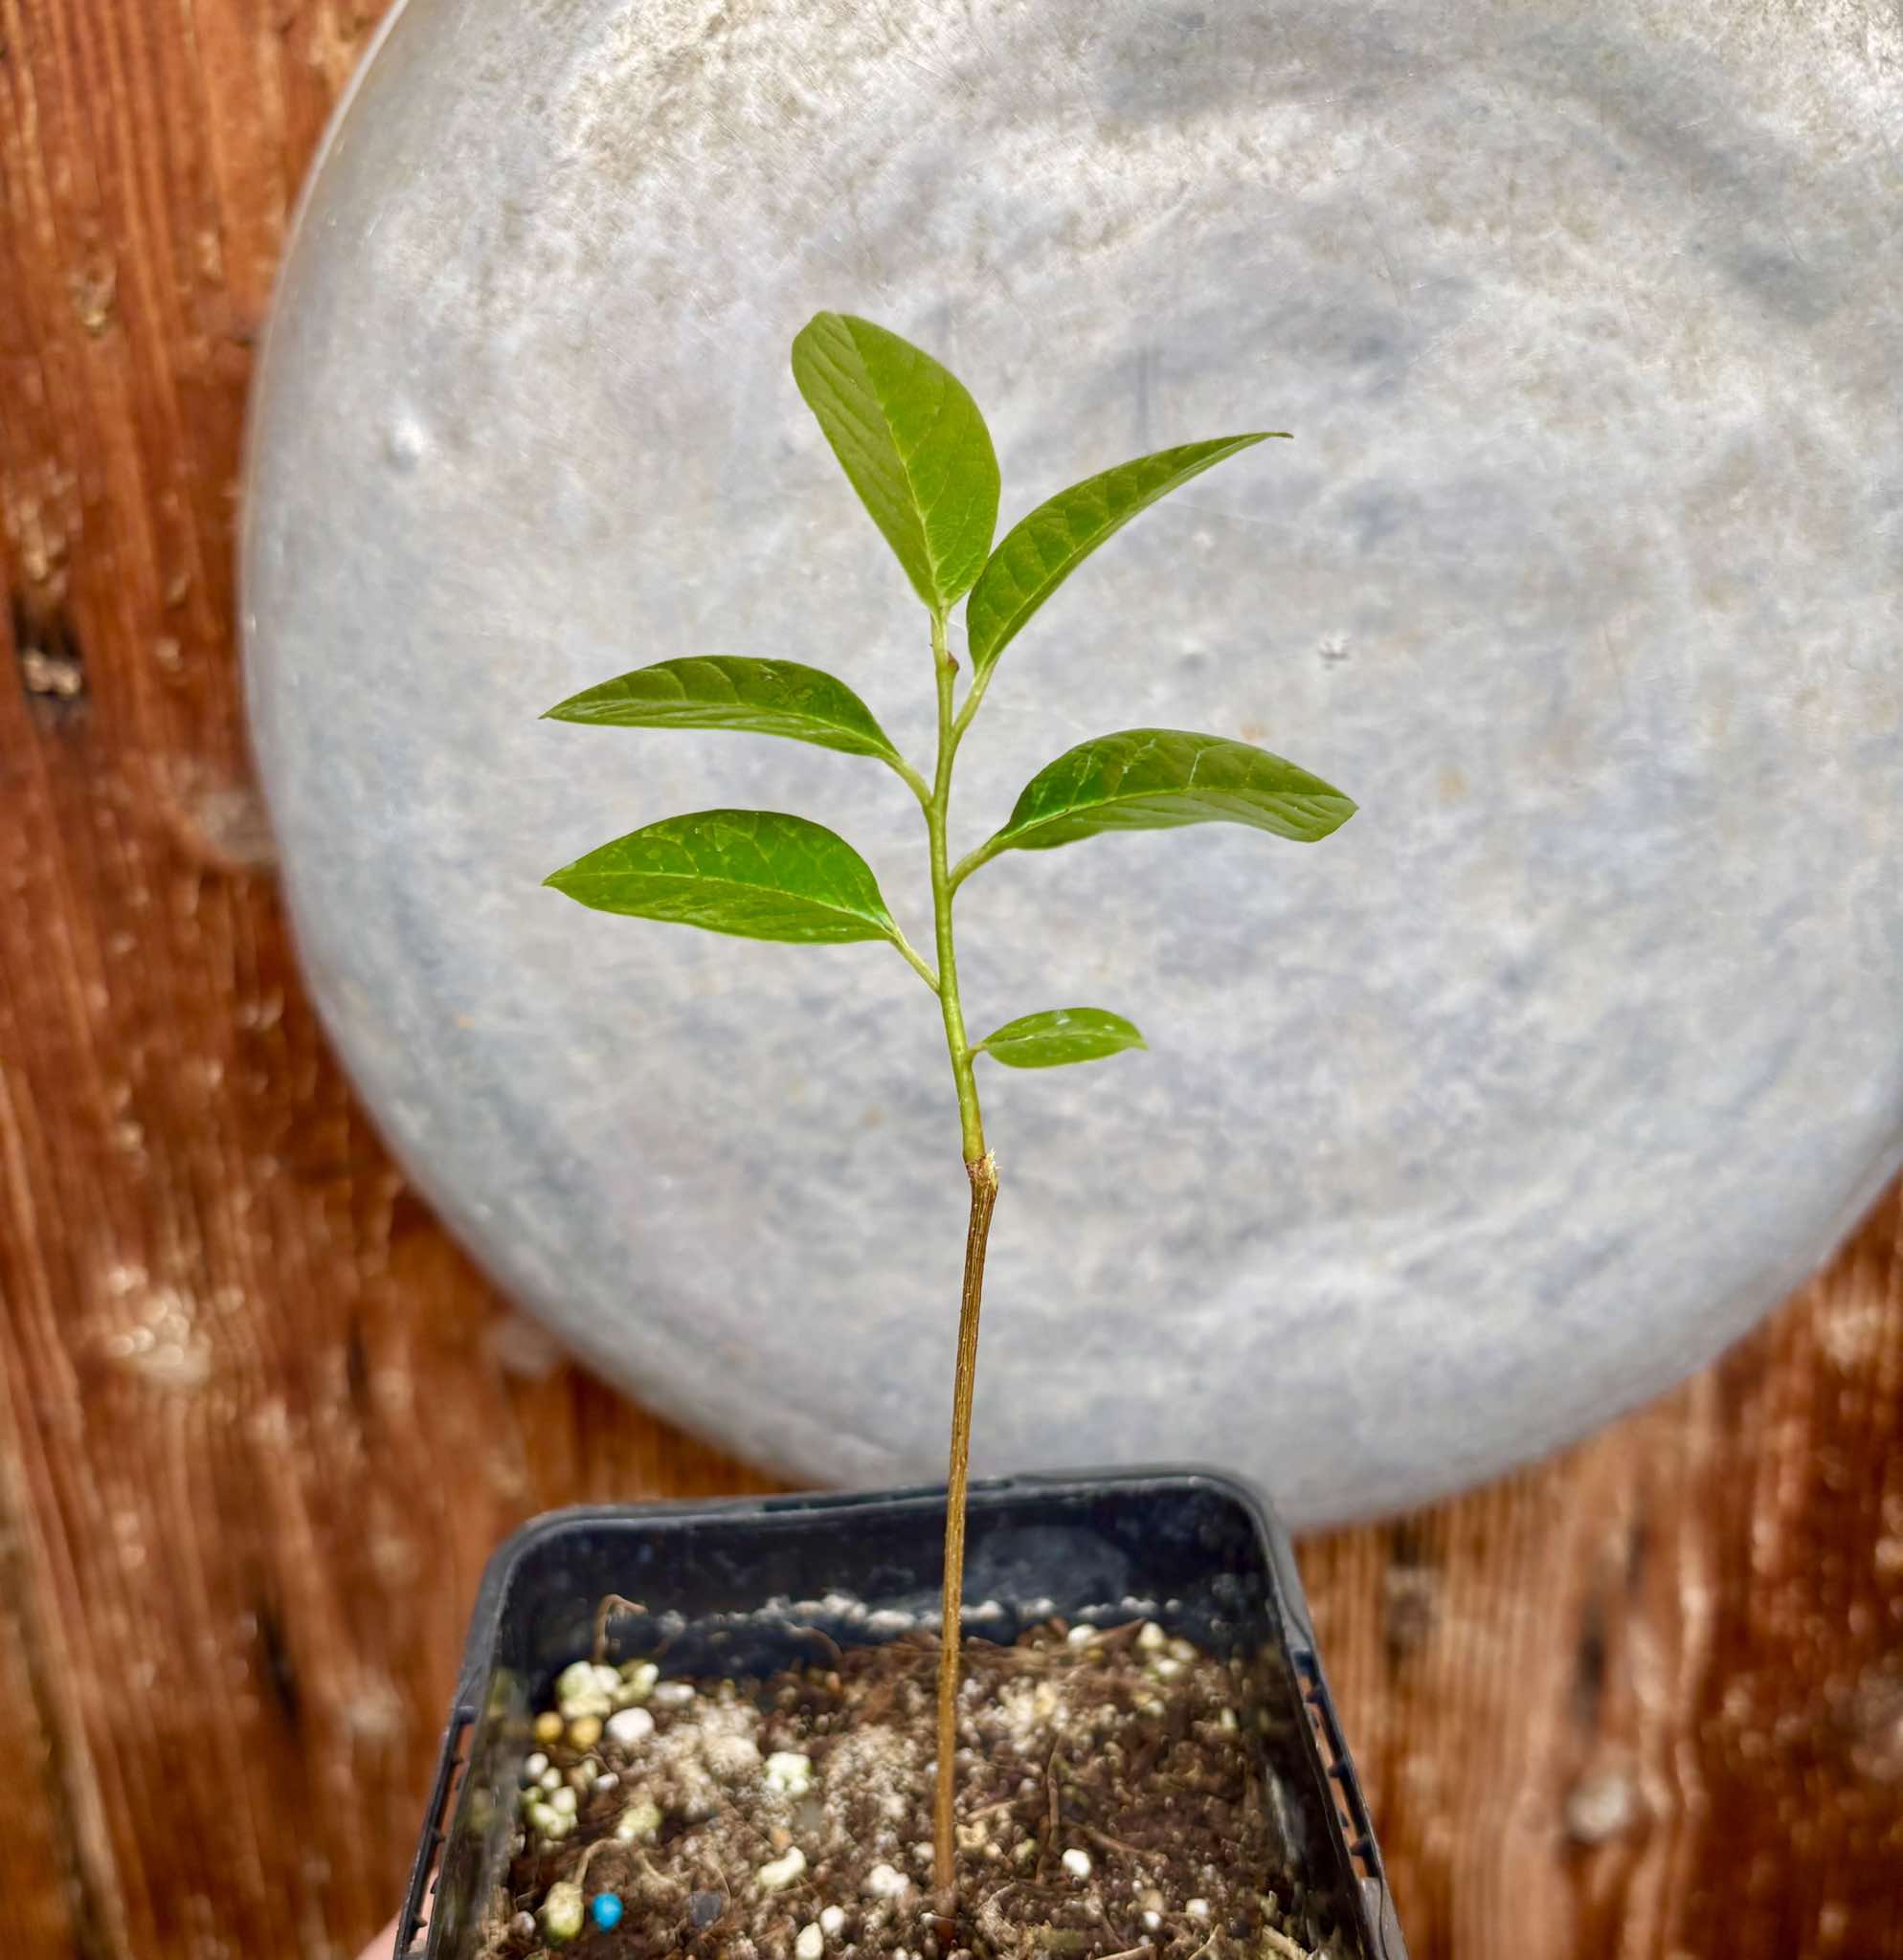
[400,1470,1406,1959]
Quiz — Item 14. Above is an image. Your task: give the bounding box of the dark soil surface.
[490,1620,1327,1960]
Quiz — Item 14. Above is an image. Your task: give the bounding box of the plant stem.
[923,607,996,1906]
[927,613,985,1163]
[934,1147,996,1903]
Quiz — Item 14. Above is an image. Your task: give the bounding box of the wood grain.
[1304,1186,1903,1960]
[2,3,1899,1956]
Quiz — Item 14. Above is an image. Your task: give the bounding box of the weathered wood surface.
[2,4,1899,1954]
[1305,1190,1903,1960]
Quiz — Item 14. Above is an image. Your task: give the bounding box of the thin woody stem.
[934,1148,997,1903]
[590,1593,645,1666]
[920,606,996,1905]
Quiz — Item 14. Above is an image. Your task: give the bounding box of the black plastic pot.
[400,1470,1406,1958]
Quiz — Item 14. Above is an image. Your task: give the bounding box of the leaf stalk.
[891,928,942,994]
[947,834,1004,893]
[887,751,935,810]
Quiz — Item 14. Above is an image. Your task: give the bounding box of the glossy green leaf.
[983,729,1354,858]
[544,657,902,764]
[792,311,999,613]
[975,1007,1148,1069]
[545,810,899,945]
[965,434,1286,677]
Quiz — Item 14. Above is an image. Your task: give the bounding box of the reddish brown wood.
[2,4,1899,1956]
[1302,1188,1903,1960]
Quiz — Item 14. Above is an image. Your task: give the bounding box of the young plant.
[542,313,1355,1905]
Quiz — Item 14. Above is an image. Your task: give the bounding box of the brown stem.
[591,1592,646,1665]
[933,1148,999,1905]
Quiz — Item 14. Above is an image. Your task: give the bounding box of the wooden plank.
[0,1453,87,1956]
[1300,1186,1903,1960]
[2,1,1900,1956]
[0,5,765,1948]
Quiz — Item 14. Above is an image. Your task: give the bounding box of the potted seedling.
[403,318,1402,1960]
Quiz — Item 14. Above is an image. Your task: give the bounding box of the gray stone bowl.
[243,0,1903,1525]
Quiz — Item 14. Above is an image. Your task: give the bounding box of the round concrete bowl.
[243,0,1903,1525]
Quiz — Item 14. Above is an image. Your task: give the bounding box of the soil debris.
[493,1620,1336,1960]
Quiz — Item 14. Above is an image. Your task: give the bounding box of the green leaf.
[982,729,1354,858]
[545,810,899,945]
[965,434,1287,677]
[792,311,999,613]
[544,657,902,764]
[975,1007,1148,1069]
